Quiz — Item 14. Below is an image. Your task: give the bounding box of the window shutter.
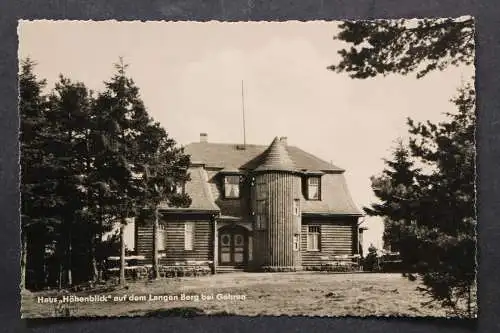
[157,224,165,251]
[184,222,195,250]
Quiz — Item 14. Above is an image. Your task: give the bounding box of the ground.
[21,272,450,318]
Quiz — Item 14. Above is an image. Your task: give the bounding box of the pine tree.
[90,58,192,284]
[407,85,476,317]
[366,85,476,317]
[92,58,190,284]
[19,58,56,290]
[45,76,95,286]
[329,17,474,79]
[365,140,422,270]
[20,57,193,289]
[330,18,476,317]
[136,122,191,278]
[92,59,141,285]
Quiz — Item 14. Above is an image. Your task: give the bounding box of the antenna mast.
[241,80,247,147]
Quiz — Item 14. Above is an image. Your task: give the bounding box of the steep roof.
[301,173,362,216]
[158,166,219,212]
[168,138,362,217]
[184,140,344,173]
[254,137,297,172]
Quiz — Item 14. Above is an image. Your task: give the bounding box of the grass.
[21,272,450,318]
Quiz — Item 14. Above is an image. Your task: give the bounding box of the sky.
[18,20,474,254]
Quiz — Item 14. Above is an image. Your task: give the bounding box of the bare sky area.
[18,20,475,253]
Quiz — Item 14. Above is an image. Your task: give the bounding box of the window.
[293,199,300,216]
[307,177,321,200]
[157,224,165,251]
[234,234,244,246]
[307,225,321,251]
[256,180,267,200]
[256,199,267,230]
[224,175,240,198]
[293,234,300,251]
[221,234,231,246]
[184,222,195,251]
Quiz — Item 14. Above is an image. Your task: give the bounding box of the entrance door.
[218,226,247,267]
[233,234,245,264]
[219,233,232,265]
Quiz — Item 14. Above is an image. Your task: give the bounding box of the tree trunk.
[467,284,472,318]
[212,217,217,275]
[119,222,126,285]
[90,235,99,282]
[97,194,104,282]
[152,207,159,279]
[58,263,63,290]
[67,226,73,287]
[20,230,27,291]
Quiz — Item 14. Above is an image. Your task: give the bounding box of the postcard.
[18,18,476,319]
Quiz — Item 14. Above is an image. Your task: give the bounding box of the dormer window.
[307,176,321,200]
[224,175,241,199]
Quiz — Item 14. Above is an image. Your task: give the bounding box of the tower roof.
[254,137,297,172]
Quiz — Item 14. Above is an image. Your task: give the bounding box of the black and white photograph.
[18,18,476,319]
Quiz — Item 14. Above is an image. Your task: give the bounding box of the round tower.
[251,137,302,271]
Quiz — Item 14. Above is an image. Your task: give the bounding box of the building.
[135,134,363,271]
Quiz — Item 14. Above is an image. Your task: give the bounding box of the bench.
[106,265,149,279]
[159,261,213,278]
[319,255,361,272]
[105,257,214,280]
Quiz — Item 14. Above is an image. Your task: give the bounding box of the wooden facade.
[135,213,215,265]
[134,180,361,271]
[135,225,154,260]
[300,217,359,267]
[133,136,363,272]
[135,214,360,270]
[251,172,302,270]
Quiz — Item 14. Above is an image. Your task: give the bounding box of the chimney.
[200,133,208,143]
[279,136,288,146]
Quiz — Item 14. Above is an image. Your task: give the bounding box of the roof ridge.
[184,139,344,172]
[186,141,264,145]
[187,141,317,152]
[289,145,344,172]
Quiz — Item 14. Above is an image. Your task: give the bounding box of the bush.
[363,244,380,271]
[261,266,298,272]
[156,265,211,278]
[303,264,358,273]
